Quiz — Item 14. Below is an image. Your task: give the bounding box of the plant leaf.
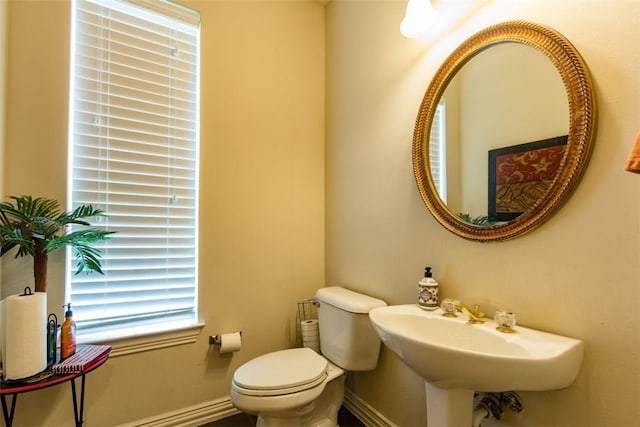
[0,195,117,275]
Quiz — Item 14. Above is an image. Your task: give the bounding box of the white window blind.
[68,0,200,334]
[429,101,447,203]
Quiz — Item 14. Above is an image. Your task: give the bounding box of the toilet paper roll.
[301,319,319,332]
[2,291,48,380]
[218,331,242,354]
[300,319,320,353]
[304,342,320,353]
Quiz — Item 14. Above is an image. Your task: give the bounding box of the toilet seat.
[233,348,328,397]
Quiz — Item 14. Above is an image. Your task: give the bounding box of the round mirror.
[413,21,597,242]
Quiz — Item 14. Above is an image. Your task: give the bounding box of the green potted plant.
[0,195,114,293]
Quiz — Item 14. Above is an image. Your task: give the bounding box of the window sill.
[78,321,206,357]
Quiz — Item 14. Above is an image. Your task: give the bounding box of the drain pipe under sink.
[472,391,523,427]
[472,404,490,427]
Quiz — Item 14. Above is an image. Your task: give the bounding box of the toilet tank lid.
[315,286,387,313]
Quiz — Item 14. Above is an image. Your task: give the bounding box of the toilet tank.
[315,286,387,371]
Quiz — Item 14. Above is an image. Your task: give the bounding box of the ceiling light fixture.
[400,0,437,38]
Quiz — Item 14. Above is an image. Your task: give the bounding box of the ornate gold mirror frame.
[412,21,597,242]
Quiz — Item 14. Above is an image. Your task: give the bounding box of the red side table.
[1,345,111,427]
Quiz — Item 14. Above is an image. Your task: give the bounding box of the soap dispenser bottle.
[418,267,439,310]
[61,303,77,360]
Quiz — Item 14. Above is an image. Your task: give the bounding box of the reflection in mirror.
[413,21,597,242]
[430,43,569,222]
[487,135,567,221]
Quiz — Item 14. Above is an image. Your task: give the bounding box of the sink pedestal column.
[425,383,474,427]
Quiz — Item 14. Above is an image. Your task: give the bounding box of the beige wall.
[326,0,640,426]
[0,0,5,289]
[2,0,324,425]
[4,0,640,426]
[0,0,5,200]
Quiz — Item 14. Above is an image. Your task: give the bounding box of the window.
[429,100,447,203]
[67,0,200,339]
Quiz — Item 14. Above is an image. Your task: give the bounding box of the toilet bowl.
[231,348,345,427]
[230,287,387,427]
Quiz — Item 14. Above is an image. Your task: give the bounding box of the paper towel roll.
[218,331,242,354]
[2,291,48,380]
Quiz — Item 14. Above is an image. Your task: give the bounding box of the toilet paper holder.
[209,331,242,346]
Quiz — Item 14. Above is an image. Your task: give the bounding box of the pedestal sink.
[369,304,583,427]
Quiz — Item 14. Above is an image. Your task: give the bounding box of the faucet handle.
[441,299,457,317]
[495,311,517,333]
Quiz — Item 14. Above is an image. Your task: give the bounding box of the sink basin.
[369,304,583,426]
[369,304,583,391]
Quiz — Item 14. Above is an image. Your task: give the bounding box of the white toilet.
[230,286,387,427]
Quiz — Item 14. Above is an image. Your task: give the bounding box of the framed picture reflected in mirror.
[488,135,568,221]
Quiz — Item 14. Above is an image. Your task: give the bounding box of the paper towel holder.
[209,331,242,346]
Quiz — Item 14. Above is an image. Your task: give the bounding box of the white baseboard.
[118,389,393,427]
[117,397,241,427]
[343,388,396,427]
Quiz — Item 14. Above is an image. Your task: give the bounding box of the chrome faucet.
[454,301,485,324]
